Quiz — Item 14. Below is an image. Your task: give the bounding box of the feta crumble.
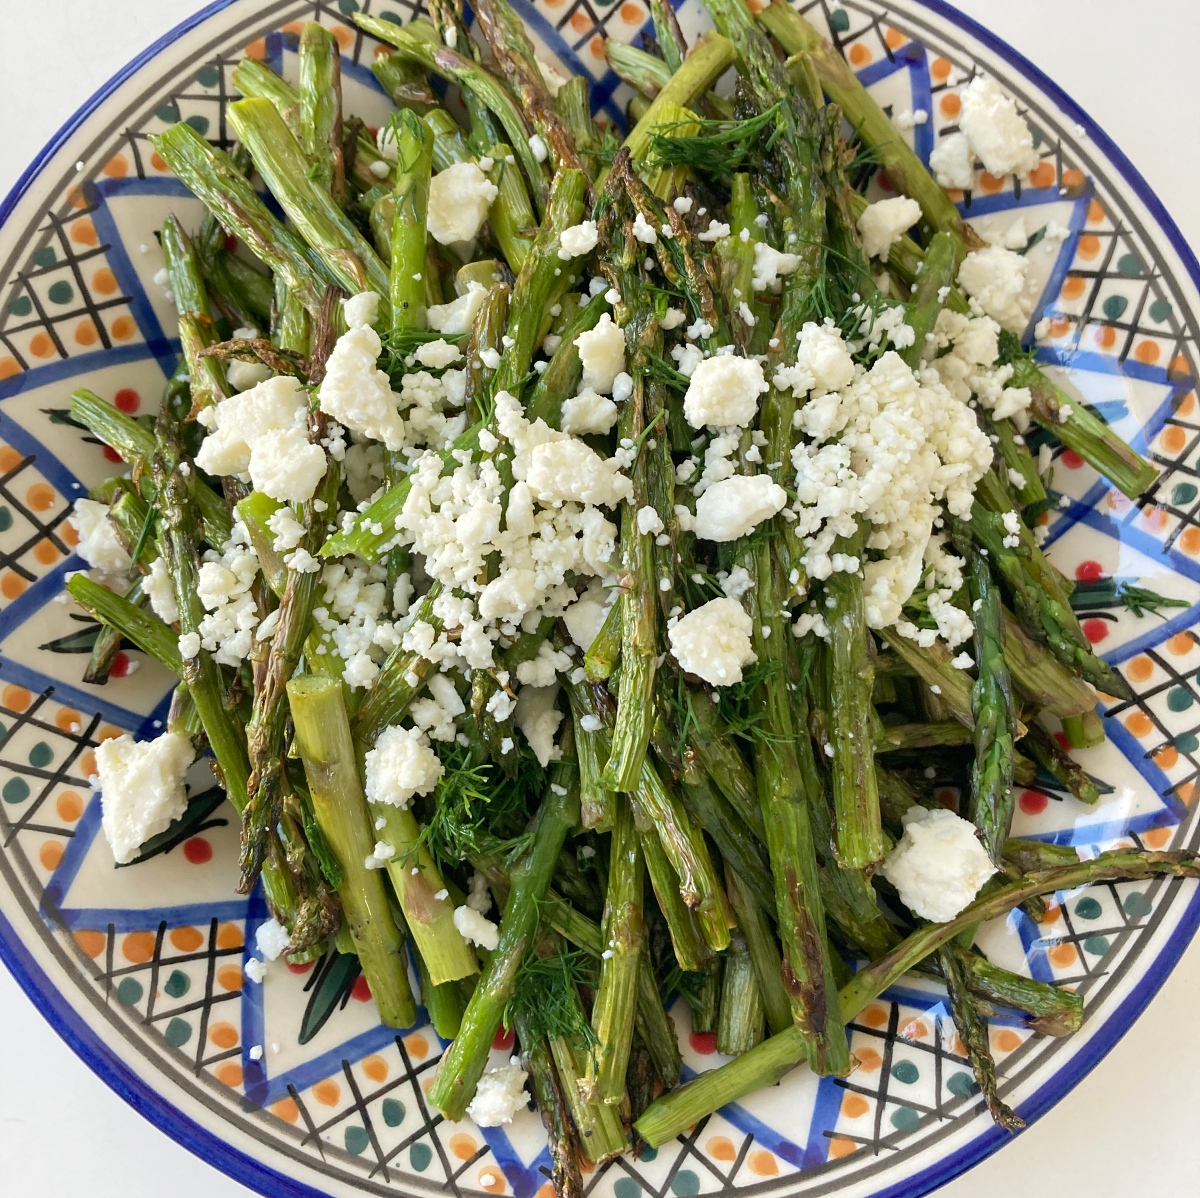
[574,313,626,394]
[256,917,291,961]
[558,220,599,260]
[668,597,756,686]
[427,162,498,246]
[70,498,132,579]
[95,731,194,864]
[427,281,488,336]
[453,904,500,950]
[466,1059,529,1126]
[693,475,788,542]
[958,75,1040,178]
[857,197,921,259]
[929,131,974,190]
[682,355,768,429]
[879,806,996,922]
[364,724,444,807]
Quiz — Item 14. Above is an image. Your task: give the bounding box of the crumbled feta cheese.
[683,355,768,429]
[694,475,787,542]
[951,651,975,670]
[697,219,730,242]
[671,342,705,377]
[527,438,632,508]
[574,313,625,394]
[721,565,753,600]
[636,505,665,537]
[344,291,381,330]
[467,1060,529,1126]
[893,108,929,130]
[143,556,180,623]
[226,359,273,392]
[857,197,921,260]
[672,196,693,214]
[319,324,406,449]
[364,724,444,808]
[660,308,687,330]
[70,498,132,578]
[467,870,491,913]
[957,246,1032,332]
[364,840,396,869]
[196,374,311,476]
[958,75,1040,178]
[515,683,563,765]
[195,532,263,665]
[668,597,756,686]
[558,220,599,260]
[414,338,463,370]
[178,631,201,659]
[611,372,634,404]
[562,580,611,652]
[95,732,194,864]
[427,162,498,246]
[632,212,658,244]
[879,807,996,922]
[427,281,488,336]
[929,131,974,190]
[256,917,291,961]
[752,242,801,292]
[244,957,267,983]
[773,321,855,399]
[528,133,548,163]
[560,388,618,435]
[453,904,500,950]
[249,425,327,504]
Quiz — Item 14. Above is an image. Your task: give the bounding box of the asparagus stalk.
[717,931,766,1056]
[67,574,181,672]
[517,1025,586,1198]
[287,673,416,1028]
[584,795,644,1104]
[724,867,791,1036]
[388,110,434,332]
[953,948,1084,1036]
[635,847,1200,1145]
[938,945,1025,1130]
[298,22,346,204]
[428,758,581,1120]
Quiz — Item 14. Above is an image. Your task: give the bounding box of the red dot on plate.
[109,651,132,678]
[183,836,213,864]
[113,387,140,413]
[1082,618,1109,644]
[1075,559,1105,583]
[493,1024,515,1052]
[351,974,373,1002]
[287,960,314,974]
[103,446,124,464]
[689,1031,718,1055]
[1061,450,1084,469]
[1019,790,1049,815]
[1054,731,1071,751]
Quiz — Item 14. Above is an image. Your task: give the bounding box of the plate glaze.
[0,3,1198,1197]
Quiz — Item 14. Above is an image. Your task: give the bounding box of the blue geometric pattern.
[0,2,1198,1198]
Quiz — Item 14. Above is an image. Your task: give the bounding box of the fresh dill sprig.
[1068,577,1191,619]
[643,350,689,393]
[648,105,783,177]
[505,942,597,1045]
[716,658,785,748]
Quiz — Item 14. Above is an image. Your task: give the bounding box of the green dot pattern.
[33,247,56,269]
[1172,483,1198,505]
[890,1059,919,1084]
[165,1017,192,1047]
[614,1181,642,1198]
[947,1071,979,1098]
[196,66,221,87]
[409,1143,432,1172]
[28,741,53,768]
[1123,891,1153,917]
[1102,295,1127,321]
[344,1126,370,1155]
[164,970,190,998]
[671,1170,699,1197]
[1175,731,1199,753]
[117,977,143,1006]
[382,1098,405,1127]
[1083,934,1110,955]
[155,102,180,123]
[3,778,30,804]
[1149,298,1174,322]
[890,1107,921,1131]
[1117,252,1144,276]
[1167,686,1194,712]
[47,280,74,305]
[10,295,32,317]
[1073,896,1102,920]
[639,1146,657,1163]
[829,8,851,31]
[0,508,12,532]
[185,114,210,135]
[338,0,360,11]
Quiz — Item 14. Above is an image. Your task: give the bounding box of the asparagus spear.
[298,22,346,205]
[388,110,434,332]
[717,931,766,1056]
[635,847,1200,1145]
[287,674,415,1026]
[428,756,581,1120]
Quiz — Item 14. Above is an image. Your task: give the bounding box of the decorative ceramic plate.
[1,1,1198,1196]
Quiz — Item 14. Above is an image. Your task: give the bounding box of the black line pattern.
[0,2,1198,1197]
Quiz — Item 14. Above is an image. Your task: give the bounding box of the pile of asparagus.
[64,0,1200,1185]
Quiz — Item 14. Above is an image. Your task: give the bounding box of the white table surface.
[2,1,1199,1194]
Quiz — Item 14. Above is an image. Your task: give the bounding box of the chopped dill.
[505,942,597,1045]
[648,105,783,177]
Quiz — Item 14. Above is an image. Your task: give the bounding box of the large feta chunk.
[143,556,179,623]
[857,196,921,260]
[558,220,599,259]
[693,474,787,541]
[466,1060,529,1127]
[957,245,1032,332]
[69,498,132,577]
[958,76,1040,178]
[574,313,625,394]
[526,439,632,508]
[426,162,498,246]
[319,323,407,449]
[427,280,488,336]
[248,424,327,503]
[453,903,500,950]
[514,683,563,766]
[668,597,756,686]
[683,355,768,429]
[879,806,996,922]
[343,290,381,330]
[195,375,310,476]
[929,131,974,190]
[96,732,194,865]
[364,724,444,808]
[560,388,618,435]
[751,242,801,292]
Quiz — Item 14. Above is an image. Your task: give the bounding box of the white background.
[1,1,1199,1194]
